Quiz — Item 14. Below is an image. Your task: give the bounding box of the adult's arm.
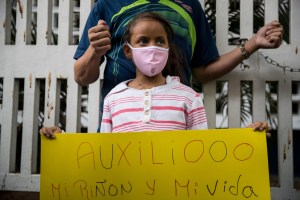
[192,20,283,83]
[74,20,111,86]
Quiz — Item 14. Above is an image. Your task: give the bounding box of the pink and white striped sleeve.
[100,98,113,133]
[186,94,208,130]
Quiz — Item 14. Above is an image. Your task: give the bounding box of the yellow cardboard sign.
[40,128,270,200]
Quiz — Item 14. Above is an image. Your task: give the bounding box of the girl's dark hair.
[123,11,185,82]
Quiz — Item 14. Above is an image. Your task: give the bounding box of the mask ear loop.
[123,41,135,61]
[125,42,134,49]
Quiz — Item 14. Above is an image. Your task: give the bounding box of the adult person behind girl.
[40,12,271,137]
[73,0,283,132]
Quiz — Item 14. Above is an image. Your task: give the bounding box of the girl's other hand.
[39,126,62,139]
[247,121,271,138]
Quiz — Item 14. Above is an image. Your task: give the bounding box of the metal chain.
[258,50,300,73]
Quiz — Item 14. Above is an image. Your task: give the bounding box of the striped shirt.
[100,76,207,133]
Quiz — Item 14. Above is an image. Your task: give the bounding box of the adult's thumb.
[98,20,107,25]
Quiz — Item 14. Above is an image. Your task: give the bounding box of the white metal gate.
[0,0,299,199]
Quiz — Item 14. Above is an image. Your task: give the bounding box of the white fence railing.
[0,0,299,199]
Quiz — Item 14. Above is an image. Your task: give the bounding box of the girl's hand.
[247,121,271,138]
[39,126,62,139]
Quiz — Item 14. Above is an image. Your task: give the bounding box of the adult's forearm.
[192,37,259,84]
[74,46,102,86]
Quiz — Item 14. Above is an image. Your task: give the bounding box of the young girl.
[100,11,207,132]
[40,12,270,137]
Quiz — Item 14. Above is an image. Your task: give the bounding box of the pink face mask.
[127,43,169,77]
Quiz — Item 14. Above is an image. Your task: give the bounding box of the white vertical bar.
[21,75,38,175]
[88,81,101,133]
[290,7,300,199]
[43,73,59,127]
[66,77,81,132]
[216,0,229,53]
[15,0,27,45]
[277,79,294,194]
[79,0,94,37]
[0,77,18,174]
[0,77,14,184]
[36,0,51,45]
[240,0,253,38]
[290,0,300,45]
[265,0,279,23]
[58,0,72,45]
[0,1,7,44]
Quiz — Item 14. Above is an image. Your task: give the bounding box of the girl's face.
[129,19,169,49]
[123,18,169,79]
